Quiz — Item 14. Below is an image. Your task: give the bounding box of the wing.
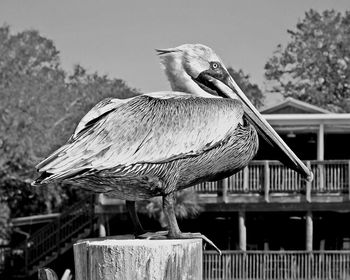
[36,93,244,182]
[72,97,130,139]
[35,97,131,171]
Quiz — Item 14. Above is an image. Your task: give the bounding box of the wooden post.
[97,214,106,237]
[218,178,228,203]
[306,161,312,202]
[264,161,270,202]
[306,211,313,251]
[317,124,324,161]
[317,124,325,191]
[222,178,228,203]
[74,238,202,280]
[238,211,247,251]
[243,166,249,192]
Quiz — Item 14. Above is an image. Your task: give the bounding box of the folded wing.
[36,94,244,182]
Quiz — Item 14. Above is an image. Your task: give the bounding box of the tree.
[227,67,264,108]
[138,189,202,229]
[265,9,350,112]
[0,25,139,220]
[0,202,11,244]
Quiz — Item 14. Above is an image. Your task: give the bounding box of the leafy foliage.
[0,202,11,244]
[0,25,139,226]
[138,189,202,228]
[265,10,350,112]
[227,67,264,108]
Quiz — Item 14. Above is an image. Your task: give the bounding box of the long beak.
[211,73,313,182]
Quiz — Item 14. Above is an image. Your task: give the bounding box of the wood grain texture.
[74,237,202,280]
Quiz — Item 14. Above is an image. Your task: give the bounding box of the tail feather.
[31,168,92,186]
[31,171,52,186]
[35,143,71,171]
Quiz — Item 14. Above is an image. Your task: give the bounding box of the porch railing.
[195,160,350,195]
[203,250,350,280]
[12,195,95,276]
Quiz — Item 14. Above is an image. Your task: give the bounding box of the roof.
[264,113,350,133]
[260,97,331,114]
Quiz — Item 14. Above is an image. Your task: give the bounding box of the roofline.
[263,113,350,120]
[263,113,350,129]
[260,97,332,114]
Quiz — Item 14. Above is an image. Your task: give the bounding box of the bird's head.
[156,43,313,182]
[156,44,232,98]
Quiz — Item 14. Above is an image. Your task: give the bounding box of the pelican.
[33,44,312,250]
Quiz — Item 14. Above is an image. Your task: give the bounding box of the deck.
[97,159,350,213]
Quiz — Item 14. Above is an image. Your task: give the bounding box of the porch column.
[98,214,106,237]
[317,123,325,190]
[238,210,247,251]
[317,123,324,160]
[96,194,107,237]
[218,178,228,203]
[306,211,313,251]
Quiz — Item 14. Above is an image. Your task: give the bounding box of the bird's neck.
[162,56,213,98]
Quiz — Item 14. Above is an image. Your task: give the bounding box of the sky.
[1,1,350,106]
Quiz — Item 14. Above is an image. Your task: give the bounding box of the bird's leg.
[163,193,222,254]
[125,200,145,236]
[135,193,221,253]
[126,200,168,239]
[163,193,181,237]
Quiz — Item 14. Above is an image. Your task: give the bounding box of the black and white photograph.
[1,1,350,279]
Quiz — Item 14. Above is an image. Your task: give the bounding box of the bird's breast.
[177,120,259,188]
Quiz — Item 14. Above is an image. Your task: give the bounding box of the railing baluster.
[264,161,270,202]
[243,166,249,192]
[306,161,312,202]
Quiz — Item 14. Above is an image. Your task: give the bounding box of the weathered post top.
[74,237,202,280]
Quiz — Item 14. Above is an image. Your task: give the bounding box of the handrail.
[13,195,95,275]
[195,159,350,197]
[203,250,350,280]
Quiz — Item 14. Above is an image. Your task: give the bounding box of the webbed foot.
[169,232,221,255]
[138,230,221,254]
[137,230,168,239]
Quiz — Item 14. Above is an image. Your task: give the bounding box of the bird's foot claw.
[169,232,222,255]
[137,231,221,255]
[137,230,168,240]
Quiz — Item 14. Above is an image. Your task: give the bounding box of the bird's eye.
[211,62,219,70]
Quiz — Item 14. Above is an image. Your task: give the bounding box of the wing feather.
[36,93,244,182]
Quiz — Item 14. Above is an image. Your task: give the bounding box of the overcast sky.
[1,1,350,103]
